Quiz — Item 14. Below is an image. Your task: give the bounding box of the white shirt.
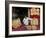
[23,17,32,25]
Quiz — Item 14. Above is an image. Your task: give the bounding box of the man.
[12,13,26,31]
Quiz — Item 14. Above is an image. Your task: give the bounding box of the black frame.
[5,1,45,38]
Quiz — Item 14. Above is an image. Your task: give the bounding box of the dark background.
[12,7,28,22]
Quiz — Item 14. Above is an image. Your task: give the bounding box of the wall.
[0,0,46,38]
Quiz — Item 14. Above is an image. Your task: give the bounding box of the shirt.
[23,17,32,25]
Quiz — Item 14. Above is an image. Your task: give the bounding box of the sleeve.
[28,17,32,20]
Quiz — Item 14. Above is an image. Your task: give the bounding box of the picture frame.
[5,1,45,37]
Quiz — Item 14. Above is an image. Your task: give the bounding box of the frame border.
[5,1,45,37]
